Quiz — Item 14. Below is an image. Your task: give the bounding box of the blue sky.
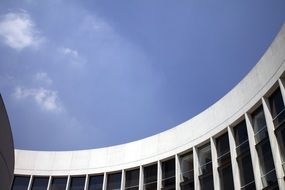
[0,0,284,150]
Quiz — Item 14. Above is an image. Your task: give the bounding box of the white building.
[2,24,285,190]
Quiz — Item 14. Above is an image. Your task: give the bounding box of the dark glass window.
[237,153,255,190]
[31,177,49,190]
[107,172,121,190]
[198,143,214,190]
[216,133,234,190]
[161,158,175,190]
[219,165,234,190]
[125,169,139,190]
[234,121,255,190]
[234,121,249,146]
[88,175,104,190]
[180,152,194,190]
[11,176,30,190]
[269,88,285,120]
[252,107,278,188]
[69,176,85,190]
[143,164,157,190]
[50,177,67,190]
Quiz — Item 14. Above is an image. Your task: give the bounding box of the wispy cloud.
[59,47,79,58]
[0,10,44,50]
[34,72,53,86]
[58,47,86,66]
[13,86,63,113]
[82,15,112,32]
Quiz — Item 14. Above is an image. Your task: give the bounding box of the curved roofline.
[14,23,285,175]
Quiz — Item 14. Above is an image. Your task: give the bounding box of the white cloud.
[34,72,52,86]
[0,10,43,50]
[58,47,86,67]
[59,47,78,57]
[80,15,112,33]
[13,86,63,113]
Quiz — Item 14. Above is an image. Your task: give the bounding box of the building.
[2,24,285,190]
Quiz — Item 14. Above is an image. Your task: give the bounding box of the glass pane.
[12,176,30,190]
[237,152,255,188]
[89,175,104,190]
[198,143,212,175]
[252,107,278,188]
[107,173,121,190]
[180,152,194,181]
[252,107,268,143]
[161,158,175,190]
[256,140,277,183]
[216,133,230,157]
[234,121,248,146]
[216,133,234,190]
[125,169,139,189]
[31,177,49,190]
[216,133,231,166]
[219,164,234,190]
[198,144,214,190]
[269,88,284,118]
[180,152,194,190]
[70,176,85,190]
[199,174,214,190]
[252,107,267,133]
[50,177,67,190]
[143,164,157,190]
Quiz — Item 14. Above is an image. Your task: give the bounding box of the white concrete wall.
[14,24,285,189]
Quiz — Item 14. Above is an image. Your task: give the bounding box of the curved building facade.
[0,95,15,190]
[10,24,285,190]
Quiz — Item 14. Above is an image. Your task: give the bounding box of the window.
[31,177,49,190]
[11,176,30,190]
[125,169,139,190]
[252,107,278,188]
[161,158,175,190]
[234,121,255,190]
[50,177,67,190]
[216,133,234,190]
[198,143,214,190]
[107,172,121,190]
[69,176,85,190]
[143,164,157,190]
[88,175,104,190]
[269,88,285,127]
[179,152,194,190]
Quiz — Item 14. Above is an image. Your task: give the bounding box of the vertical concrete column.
[262,96,285,189]
[227,126,241,189]
[27,175,33,190]
[245,113,262,189]
[157,160,162,190]
[84,174,89,190]
[65,175,70,190]
[210,137,220,190]
[47,176,52,190]
[139,165,143,190]
[175,154,181,190]
[103,172,107,190]
[193,146,200,190]
[278,78,285,104]
[121,170,125,190]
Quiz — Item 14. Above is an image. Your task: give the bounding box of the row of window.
[12,86,285,190]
